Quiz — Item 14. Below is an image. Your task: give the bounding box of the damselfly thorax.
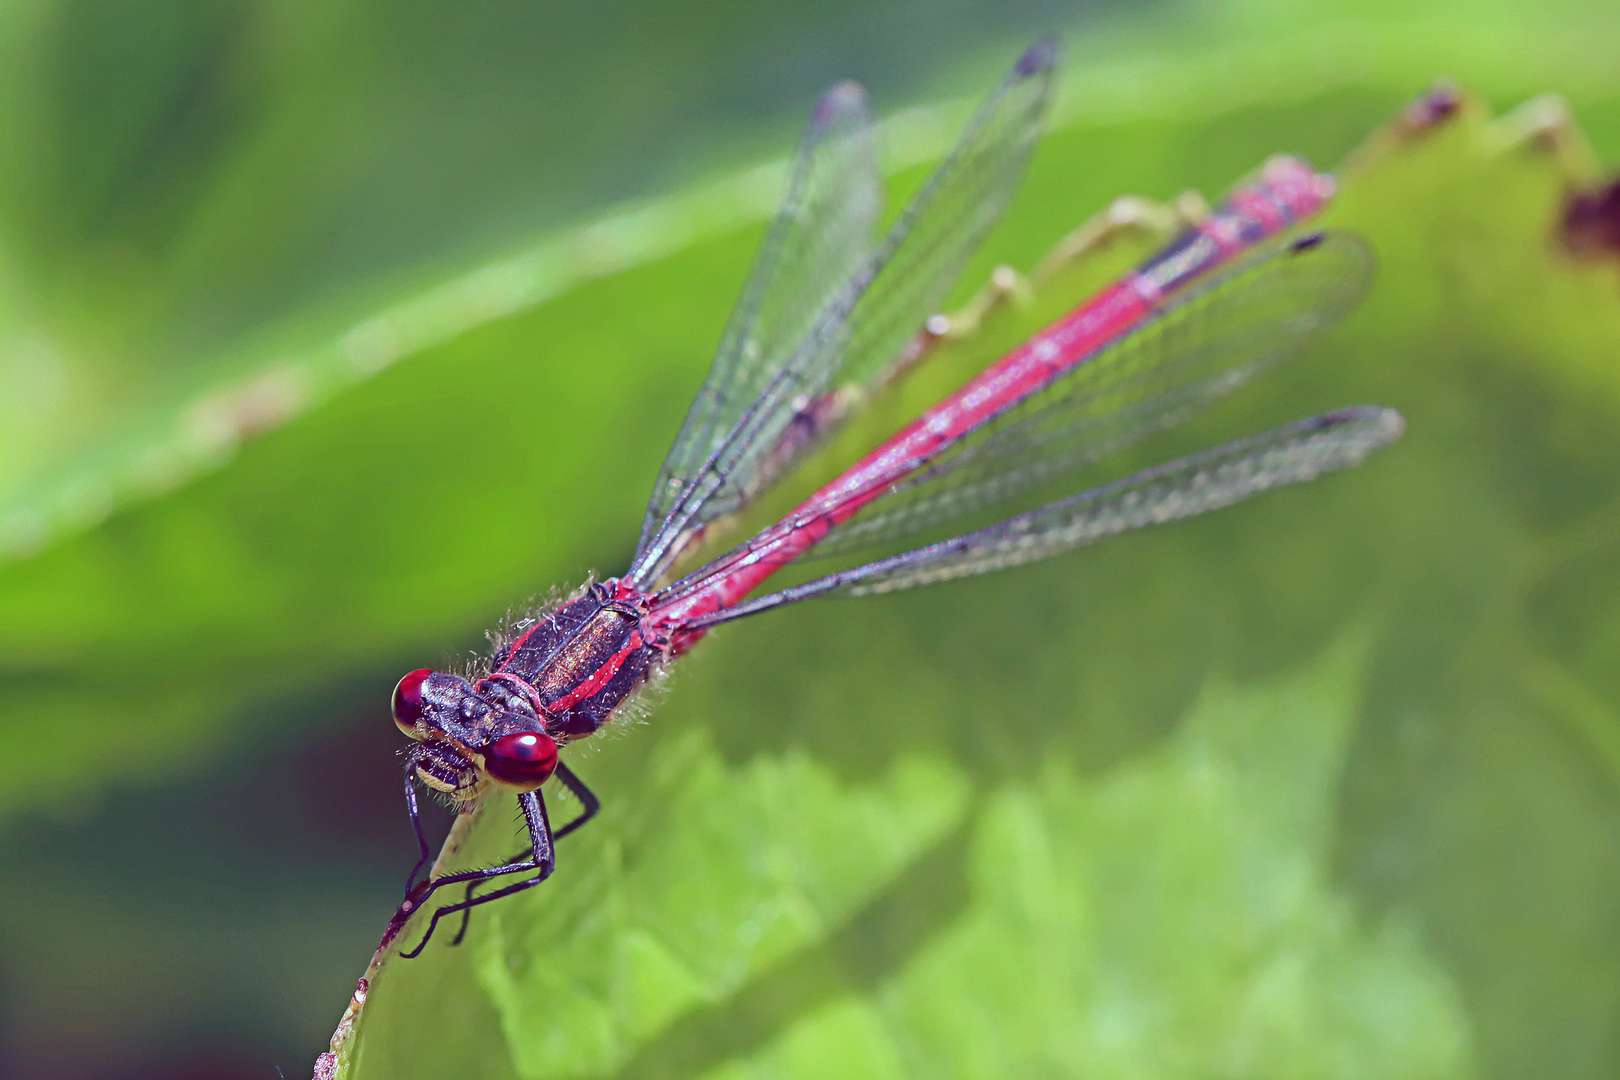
[392,580,665,803]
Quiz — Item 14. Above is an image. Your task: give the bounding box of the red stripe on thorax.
[496,621,546,670]
[548,631,644,712]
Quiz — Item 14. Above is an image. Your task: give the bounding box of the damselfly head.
[391,668,488,738]
[394,666,560,795]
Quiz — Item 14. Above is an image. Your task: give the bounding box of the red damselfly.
[385,37,1402,957]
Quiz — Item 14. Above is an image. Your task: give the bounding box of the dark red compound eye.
[483,732,559,789]
[392,668,434,735]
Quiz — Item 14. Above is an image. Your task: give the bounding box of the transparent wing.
[628,38,1059,587]
[840,37,1059,393]
[633,79,882,562]
[811,231,1375,560]
[689,406,1404,625]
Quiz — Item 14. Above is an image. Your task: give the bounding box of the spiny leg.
[400,788,558,959]
[550,762,603,840]
[449,763,601,947]
[401,759,435,897]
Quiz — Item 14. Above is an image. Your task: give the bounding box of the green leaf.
[352,641,1475,1079]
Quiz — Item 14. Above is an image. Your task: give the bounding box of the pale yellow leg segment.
[1485,92,1602,186]
[930,189,1210,343]
[1031,190,1211,287]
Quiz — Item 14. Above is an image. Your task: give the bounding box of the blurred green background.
[4,0,1620,1077]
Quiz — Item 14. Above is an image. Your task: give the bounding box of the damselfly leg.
[399,789,558,960]
[446,764,602,947]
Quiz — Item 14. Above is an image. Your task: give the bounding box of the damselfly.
[386,37,1401,956]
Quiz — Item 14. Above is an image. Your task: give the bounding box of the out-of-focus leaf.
[354,641,1478,1079]
[721,642,1469,1080]
[0,0,1088,564]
